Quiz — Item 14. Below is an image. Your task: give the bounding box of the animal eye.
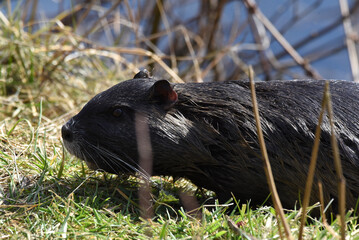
[112,108,123,117]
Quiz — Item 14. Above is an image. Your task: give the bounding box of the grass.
[1,133,358,240]
[1,1,359,239]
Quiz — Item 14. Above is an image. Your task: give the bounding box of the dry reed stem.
[135,113,154,220]
[248,14,272,81]
[53,4,84,25]
[123,0,138,40]
[318,181,340,239]
[83,0,122,37]
[178,192,202,219]
[243,0,322,80]
[33,43,182,81]
[205,0,225,52]
[248,66,293,240]
[148,1,162,51]
[180,26,202,82]
[132,23,205,80]
[44,43,183,82]
[299,82,347,239]
[134,25,204,49]
[201,48,229,80]
[339,0,359,82]
[156,0,178,74]
[325,84,346,240]
[298,82,328,240]
[74,1,96,31]
[109,47,183,82]
[318,182,327,224]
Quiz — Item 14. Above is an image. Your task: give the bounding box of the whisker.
[83,140,154,183]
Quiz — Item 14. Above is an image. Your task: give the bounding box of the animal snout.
[61,122,74,142]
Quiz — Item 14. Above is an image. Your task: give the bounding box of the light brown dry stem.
[318,181,340,239]
[339,0,359,82]
[248,66,293,240]
[325,83,346,240]
[298,81,328,240]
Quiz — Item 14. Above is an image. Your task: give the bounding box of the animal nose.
[61,123,73,142]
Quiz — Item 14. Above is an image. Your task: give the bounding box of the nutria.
[62,72,359,211]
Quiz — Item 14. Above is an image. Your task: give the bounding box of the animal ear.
[133,69,151,79]
[149,80,178,110]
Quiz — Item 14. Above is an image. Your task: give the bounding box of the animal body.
[62,73,359,211]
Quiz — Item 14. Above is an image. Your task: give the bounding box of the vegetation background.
[0,0,358,239]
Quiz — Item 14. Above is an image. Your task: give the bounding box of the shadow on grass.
[1,165,217,220]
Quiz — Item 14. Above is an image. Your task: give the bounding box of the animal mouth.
[62,139,82,159]
[62,137,100,168]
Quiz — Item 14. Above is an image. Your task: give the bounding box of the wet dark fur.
[62,77,359,211]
